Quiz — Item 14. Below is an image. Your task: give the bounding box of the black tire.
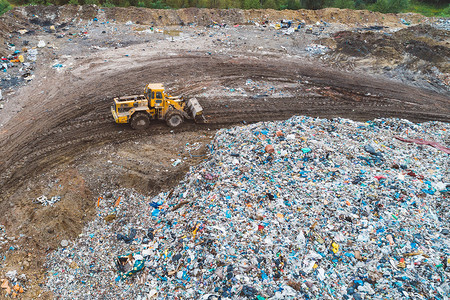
[130,112,150,130]
[166,111,184,128]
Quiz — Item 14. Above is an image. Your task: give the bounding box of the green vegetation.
[1,0,448,17]
[333,0,356,9]
[369,0,410,13]
[409,1,450,16]
[0,0,12,14]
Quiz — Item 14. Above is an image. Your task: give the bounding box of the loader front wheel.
[166,112,184,128]
[130,113,150,130]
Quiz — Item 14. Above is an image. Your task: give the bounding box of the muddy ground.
[0,5,448,298]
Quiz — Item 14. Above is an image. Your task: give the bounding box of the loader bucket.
[187,97,207,123]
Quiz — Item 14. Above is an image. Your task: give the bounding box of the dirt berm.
[0,5,426,55]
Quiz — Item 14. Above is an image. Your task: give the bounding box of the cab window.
[156,92,163,99]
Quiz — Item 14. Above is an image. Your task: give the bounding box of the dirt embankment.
[0,5,425,54]
[2,5,423,27]
[320,24,450,88]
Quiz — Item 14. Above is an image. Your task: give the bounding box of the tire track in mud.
[0,54,449,198]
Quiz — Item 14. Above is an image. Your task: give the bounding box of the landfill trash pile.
[432,19,450,31]
[45,116,449,299]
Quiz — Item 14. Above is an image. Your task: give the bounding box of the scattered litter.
[172,159,182,166]
[305,44,329,55]
[27,49,38,61]
[117,228,137,244]
[115,253,145,280]
[400,18,410,26]
[37,40,46,48]
[35,195,61,206]
[282,27,295,35]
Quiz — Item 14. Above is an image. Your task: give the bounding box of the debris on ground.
[1,270,27,298]
[322,24,450,90]
[35,195,61,206]
[45,116,449,299]
[115,253,145,280]
[305,44,329,55]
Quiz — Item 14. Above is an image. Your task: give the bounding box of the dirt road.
[1,52,449,198]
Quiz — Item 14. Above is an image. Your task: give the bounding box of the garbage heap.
[46,116,450,299]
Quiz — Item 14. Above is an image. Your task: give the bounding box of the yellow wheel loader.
[111,83,206,129]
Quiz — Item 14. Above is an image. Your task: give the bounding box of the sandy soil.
[0,6,448,298]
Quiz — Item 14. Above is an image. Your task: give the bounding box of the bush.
[286,0,301,9]
[354,0,366,8]
[334,0,355,9]
[262,0,276,8]
[29,0,46,4]
[437,4,450,16]
[372,0,409,13]
[0,0,11,14]
[389,0,409,12]
[148,0,169,8]
[243,0,259,8]
[301,0,325,9]
[372,0,389,11]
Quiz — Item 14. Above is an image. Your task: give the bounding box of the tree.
[102,0,115,6]
[334,0,355,9]
[286,0,300,9]
[149,0,170,7]
[262,0,276,8]
[243,0,259,8]
[84,0,100,4]
[301,0,325,9]
[388,0,409,12]
[372,0,409,13]
[0,0,11,15]
[354,0,365,9]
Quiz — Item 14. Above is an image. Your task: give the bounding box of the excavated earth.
[0,5,448,298]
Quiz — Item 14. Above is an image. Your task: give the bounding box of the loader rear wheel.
[166,112,184,128]
[130,113,150,130]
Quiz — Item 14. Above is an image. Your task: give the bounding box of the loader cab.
[144,83,165,108]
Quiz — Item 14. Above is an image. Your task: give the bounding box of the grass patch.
[0,0,12,15]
